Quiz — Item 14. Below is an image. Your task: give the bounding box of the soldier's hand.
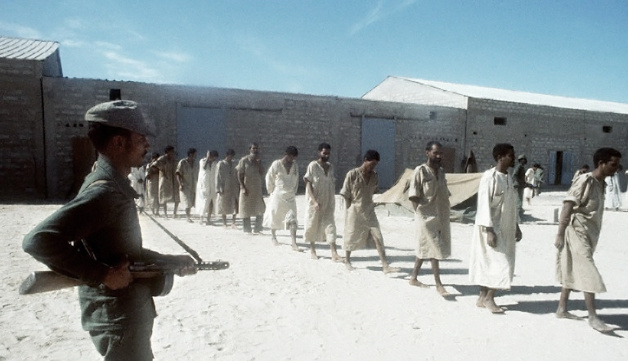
[169,255,197,277]
[103,259,132,290]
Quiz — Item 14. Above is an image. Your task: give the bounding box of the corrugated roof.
[371,76,628,115]
[0,36,60,61]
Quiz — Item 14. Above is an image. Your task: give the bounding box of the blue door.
[177,106,226,158]
[361,117,395,189]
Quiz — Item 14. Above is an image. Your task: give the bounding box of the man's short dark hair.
[492,143,514,161]
[210,150,219,157]
[164,145,175,153]
[318,142,331,151]
[363,149,380,162]
[225,148,235,156]
[187,148,197,156]
[593,148,621,167]
[426,141,442,151]
[151,152,160,160]
[285,146,298,157]
[249,142,259,150]
[87,123,131,152]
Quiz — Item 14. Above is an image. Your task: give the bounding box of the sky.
[1,0,628,103]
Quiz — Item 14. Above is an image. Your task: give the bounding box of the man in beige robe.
[145,152,160,215]
[216,149,239,228]
[153,145,179,218]
[468,143,522,313]
[340,149,399,274]
[555,147,621,333]
[408,141,452,297]
[237,143,265,233]
[263,146,299,250]
[304,143,342,261]
[176,148,197,222]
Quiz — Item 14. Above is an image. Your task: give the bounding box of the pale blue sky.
[2,0,627,103]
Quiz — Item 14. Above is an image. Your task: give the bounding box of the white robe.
[263,159,299,230]
[128,165,146,209]
[604,173,622,209]
[195,158,217,217]
[468,168,517,290]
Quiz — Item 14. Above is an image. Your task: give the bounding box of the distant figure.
[555,147,621,333]
[176,148,198,222]
[408,141,452,298]
[237,143,266,234]
[153,146,179,218]
[129,163,147,213]
[462,150,478,173]
[604,171,622,211]
[216,149,239,228]
[523,163,540,205]
[263,146,300,250]
[340,149,400,274]
[512,154,527,215]
[196,150,219,225]
[469,143,522,313]
[304,143,342,261]
[534,165,544,196]
[571,164,590,183]
[145,152,160,215]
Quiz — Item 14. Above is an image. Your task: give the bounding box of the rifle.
[19,260,229,296]
[20,212,229,296]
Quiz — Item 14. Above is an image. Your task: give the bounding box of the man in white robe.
[408,141,452,297]
[152,146,178,218]
[469,143,522,313]
[555,147,621,333]
[304,143,341,261]
[237,143,265,234]
[340,150,400,274]
[176,148,198,222]
[216,149,239,228]
[145,152,160,215]
[195,150,218,225]
[263,146,300,250]
[128,164,146,212]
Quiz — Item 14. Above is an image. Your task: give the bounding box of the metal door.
[177,106,226,158]
[361,117,395,189]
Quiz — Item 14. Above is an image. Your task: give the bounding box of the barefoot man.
[340,149,400,274]
[216,149,239,228]
[469,143,522,313]
[555,147,621,333]
[263,146,300,250]
[408,141,452,297]
[304,143,342,261]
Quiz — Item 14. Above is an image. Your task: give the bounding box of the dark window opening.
[109,89,121,100]
[602,126,612,133]
[493,117,507,125]
[429,111,437,120]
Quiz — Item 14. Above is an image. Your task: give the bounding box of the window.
[493,117,507,125]
[429,111,437,120]
[602,126,612,133]
[109,89,121,100]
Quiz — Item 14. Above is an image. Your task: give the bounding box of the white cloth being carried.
[128,165,146,209]
[195,157,217,217]
[263,159,299,230]
[468,168,517,290]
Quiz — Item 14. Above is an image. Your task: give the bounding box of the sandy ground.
[1,189,627,361]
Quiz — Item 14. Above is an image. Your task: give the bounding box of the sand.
[1,189,627,361]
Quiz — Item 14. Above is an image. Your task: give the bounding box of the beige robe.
[176,158,197,209]
[339,168,381,252]
[468,168,517,290]
[154,155,178,204]
[237,155,265,218]
[263,159,299,229]
[195,157,217,217]
[216,158,239,215]
[556,174,607,293]
[408,164,451,259]
[145,163,159,209]
[303,160,337,244]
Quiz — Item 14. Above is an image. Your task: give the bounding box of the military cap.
[84,100,155,136]
[518,154,527,160]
